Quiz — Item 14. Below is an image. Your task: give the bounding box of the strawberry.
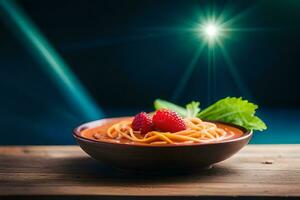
[131,112,153,134]
[152,109,186,132]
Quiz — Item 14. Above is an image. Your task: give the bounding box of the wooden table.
[0,145,299,199]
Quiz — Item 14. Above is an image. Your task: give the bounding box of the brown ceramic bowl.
[73,117,252,172]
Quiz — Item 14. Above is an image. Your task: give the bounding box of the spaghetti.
[106,117,234,144]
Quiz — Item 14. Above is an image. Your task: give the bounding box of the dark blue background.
[1,0,300,144]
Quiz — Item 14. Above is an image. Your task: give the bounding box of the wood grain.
[0,145,299,198]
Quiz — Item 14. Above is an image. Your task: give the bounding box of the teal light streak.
[221,4,259,28]
[172,43,206,101]
[217,39,252,98]
[206,43,217,104]
[211,45,216,103]
[0,0,103,120]
[207,45,212,104]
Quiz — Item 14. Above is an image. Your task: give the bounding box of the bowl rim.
[73,117,253,147]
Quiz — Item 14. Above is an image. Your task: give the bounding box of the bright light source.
[198,21,223,43]
[204,23,219,39]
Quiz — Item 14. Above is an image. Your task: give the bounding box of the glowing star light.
[204,23,219,38]
[199,22,222,43]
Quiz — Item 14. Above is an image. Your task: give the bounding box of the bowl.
[73,117,252,172]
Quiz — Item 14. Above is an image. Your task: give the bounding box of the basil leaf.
[186,101,201,118]
[198,97,267,131]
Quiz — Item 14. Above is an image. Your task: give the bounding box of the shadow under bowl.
[73,117,252,172]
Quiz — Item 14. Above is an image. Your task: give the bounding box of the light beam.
[0,0,104,120]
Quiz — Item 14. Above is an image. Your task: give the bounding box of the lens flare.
[172,4,263,101]
[198,21,223,44]
[204,23,220,40]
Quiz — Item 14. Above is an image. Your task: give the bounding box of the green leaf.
[186,101,201,118]
[198,97,267,131]
[154,99,187,117]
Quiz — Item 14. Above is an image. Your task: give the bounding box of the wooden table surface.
[0,145,299,199]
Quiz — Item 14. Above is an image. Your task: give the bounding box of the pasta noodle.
[105,117,234,144]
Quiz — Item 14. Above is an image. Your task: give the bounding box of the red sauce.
[80,117,244,145]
